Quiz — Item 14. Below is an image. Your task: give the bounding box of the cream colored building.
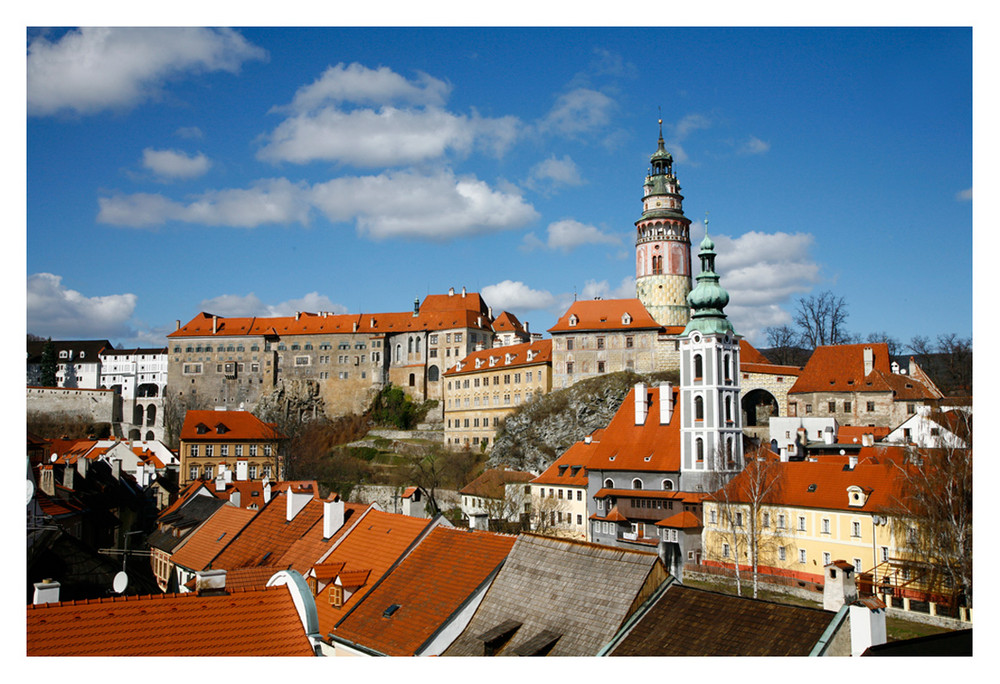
[443,339,552,450]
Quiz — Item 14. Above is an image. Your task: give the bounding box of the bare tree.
[530,491,574,537]
[866,331,901,359]
[906,335,934,357]
[793,290,850,348]
[763,324,801,365]
[161,387,209,448]
[889,409,972,609]
[936,333,972,395]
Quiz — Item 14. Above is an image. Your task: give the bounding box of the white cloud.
[541,219,620,252]
[142,148,211,180]
[175,126,204,139]
[284,63,451,112]
[481,280,559,311]
[581,276,636,301]
[539,88,616,136]
[98,178,313,228]
[199,292,347,317]
[310,169,538,240]
[27,273,136,339]
[258,63,520,166]
[27,27,266,116]
[956,187,972,201]
[527,155,584,191]
[708,230,822,343]
[99,170,537,240]
[672,113,712,140]
[739,135,771,155]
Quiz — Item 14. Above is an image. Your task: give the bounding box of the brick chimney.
[323,497,345,539]
[33,579,61,605]
[634,383,648,425]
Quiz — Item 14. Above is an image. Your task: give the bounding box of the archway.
[133,404,144,426]
[741,388,779,427]
[427,365,439,382]
[145,404,156,426]
[137,383,159,397]
[145,431,155,441]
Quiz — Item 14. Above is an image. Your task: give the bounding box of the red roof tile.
[655,511,702,528]
[739,339,773,365]
[584,384,681,473]
[181,410,285,442]
[445,338,552,376]
[460,468,535,498]
[548,298,661,333]
[531,442,593,487]
[789,343,938,400]
[169,505,257,572]
[330,526,516,656]
[26,586,315,656]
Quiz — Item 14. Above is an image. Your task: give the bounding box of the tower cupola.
[683,221,733,336]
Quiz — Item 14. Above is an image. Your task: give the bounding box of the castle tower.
[635,120,693,327]
[678,226,743,491]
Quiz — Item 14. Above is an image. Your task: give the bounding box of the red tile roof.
[445,339,552,376]
[548,298,661,333]
[837,426,892,444]
[655,511,702,528]
[313,509,432,635]
[209,491,325,570]
[169,505,257,572]
[530,441,593,487]
[584,384,681,473]
[460,468,535,498]
[330,526,516,656]
[180,410,285,442]
[739,339,773,365]
[26,586,315,656]
[278,502,370,573]
[789,343,939,400]
[742,363,801,376]
[492,310,526,334]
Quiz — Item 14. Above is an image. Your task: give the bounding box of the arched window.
[662,479,674,491]
[652,255,663,274]
[145,404,156,426]
[694,354,703,380]
[145,431,155,441]
[724,353,732,382]
[725,396,732,423]
[632,478,643,490]
[395,344,401,362]
[694,395,704,421]
[133,404,144,426]
[415,337,421,354]
[604,478,615,489]
[726,438,734,464]
[696,437,704,462]
[408,338,413,354]
[427,365,439,382]
[408,373,416,387]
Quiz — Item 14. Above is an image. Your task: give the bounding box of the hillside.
[487,370,679,473]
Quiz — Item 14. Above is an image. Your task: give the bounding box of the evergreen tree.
[39,338,57,387]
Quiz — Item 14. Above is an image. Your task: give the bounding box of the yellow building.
[179,409,285,485]
[443,339,552,449]
[528,439,594,539]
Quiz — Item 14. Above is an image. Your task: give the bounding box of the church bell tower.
[635,120,693,327]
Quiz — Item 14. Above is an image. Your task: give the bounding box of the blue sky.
[24,26,973,349]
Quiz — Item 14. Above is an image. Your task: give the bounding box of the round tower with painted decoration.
[635,119,693,327]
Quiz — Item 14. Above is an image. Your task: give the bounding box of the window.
[762,512,770,528]
[853,558,863,573]
[694,396,704,421]
[205,445,214,458]
[778,546,786,561]
[798,516,806,532]
[220,445,229,457]
[625,336,633,349]
[576,490,582,501]
[249,444,258,457]
[777,514,786,529]
[566,362,574,374]
[852,521,862,538]
[596,337,605,350]
[799,549,807,564]
[662,479,673,491]
[190,444,199,457]
[709,508,717,524]
[189,466,199,481]
[828,401,837,413]
[735,511,743,527]
[867,401,876,412]
[249,464,258,479]
[907,403,916,414]
[693,354,703,379]
[722,543,731,559]
[821,518,830,534]
[844,401,851,412]
[632,478,643,490]
[880,546,889,563]
[696,437,704,462]
[597,361,606,373]
[823,552,831,566]
[805,404,813,414]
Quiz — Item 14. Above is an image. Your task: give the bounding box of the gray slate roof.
[442,533,664,657]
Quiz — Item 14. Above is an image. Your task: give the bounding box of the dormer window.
[215,424,229,434]
[59,350,68,359]
[622,313,632,325]
[569,315,578,327]
[847,485,868,507]
[196,423,209,434]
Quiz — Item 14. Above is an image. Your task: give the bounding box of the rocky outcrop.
[487,370,678,473]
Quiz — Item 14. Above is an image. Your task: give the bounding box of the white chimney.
[212,315,218,334]
[323,498,345,539]
[862,433,874,447]
[823,427,834,445]
[634,383,648,425]
[449,287,455,296]
[584,435,592,444]
[286,488,312,522]
[111,458,122,481]
[849,599,888,656]
[863,347,874,376]
[659,382,673,425]
[236,460,248,481]
[848,454,858,469]
[230,489,241,508]
[63,465,75,490]
[823,560,858,612]
[295,311,300,321]
[263,479,272,503]
[462,286,466,298]
[215,475,226,492]
[196,569,227,594]
[33,579,61,605]
[76,456,88,479]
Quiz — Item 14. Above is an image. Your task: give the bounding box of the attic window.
[382,604,401,618]
[512,630,562,657]
[807,484,817,492]
[569,315,578,327]
[847,380,854,385]
[196,424,209,434]
[478,620,522,657]
[622,313,632,325]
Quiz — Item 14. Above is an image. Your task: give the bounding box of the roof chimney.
[215,475,226,492]
[111,458,122,480]
[848,454,858,469]
[449,287,455,296]
[849,599,888,656]
[295,311,301,321]
[823,560,858,612]
[823,427,834,445]
[213,315,218,334]
[863,346,874,376]
[286,488,312,522]
[263,479,272,503]
[462,286,466,298]
[634,382,648,425]
[659,382,673,425]
[63,464,75,490]
[33,579,61,605]
[861,433,874,447]
[176,320,181,331]
[584,435,592,444]
[524,321,529,334]
[196,569,227,595]
[40,466,55,496]
[76,456,88,479]
[414,298,420,316]
[323,497,345,539]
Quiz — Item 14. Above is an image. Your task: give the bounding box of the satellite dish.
[26,479,35,505]
[50,453,58,463]
[150,472,157,481]
[112,571,128,594]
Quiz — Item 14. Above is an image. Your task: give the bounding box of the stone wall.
[26,387,119,424]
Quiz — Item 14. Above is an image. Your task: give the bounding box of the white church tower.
[679,223,743,492]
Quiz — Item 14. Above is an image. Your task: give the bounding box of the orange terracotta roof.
[338,569,372,587]
[278,502,370,573]
[655,511,702,528]
[531,442,593,486]
[313,509,432,636]
[330,526,516,656]
[739,339,772,365]
[224,566,288,592]
[34,489,85,518]
[313,561,346,581]
[707,459,908,513]
[445,339,552,376]
[592,505,629,522]
[584,384,681,473]
[741,362,801,376]
[402,486,418,498]
[169,505,257,572]
[209,492,325,571]
[548,298,661,333]
[789,343,936,400]
[157,481,221,519]
[837,426,892,443]
[492,310,526,333]
[180,410,286,442]
[594,488,686,500]
[460,468,535,498]
[26,586,314,656]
